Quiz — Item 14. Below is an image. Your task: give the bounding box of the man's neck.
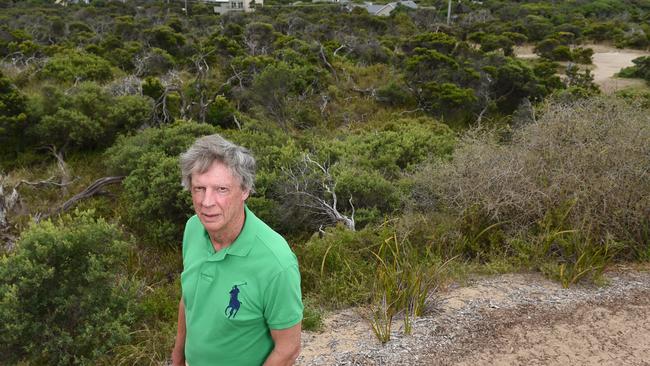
[209,210,246,252]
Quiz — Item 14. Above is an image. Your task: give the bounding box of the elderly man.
[171,134,303,366]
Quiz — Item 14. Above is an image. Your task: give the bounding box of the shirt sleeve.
[263,263,304,330]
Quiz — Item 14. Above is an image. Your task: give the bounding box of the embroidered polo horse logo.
[225,283,247,319]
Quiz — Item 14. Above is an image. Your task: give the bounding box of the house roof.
[349,1,417,16]
[397,0,417,9]
[366,3,394,14]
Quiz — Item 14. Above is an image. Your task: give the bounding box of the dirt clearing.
[297,269,650,365]
[515,44,649,93]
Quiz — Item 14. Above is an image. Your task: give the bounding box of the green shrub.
[297,224,389,308]
[376,82,416,107]
[121,151,192,247]
[40,49,113,83]
[105,121,219,175]
[0,71,28,157]
[280,118,456,231]
[617,56,650,82]
[572,47,594,64]
[0,211,139,365]
[25,82,153,152]
[301,296,324,332]
[550,45,572,61]
[324,117,456,178]
[145,26,186,56]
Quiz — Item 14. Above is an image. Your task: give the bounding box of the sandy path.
[297,269,650,365]
[514,44,649,93]
[456,301,650,365]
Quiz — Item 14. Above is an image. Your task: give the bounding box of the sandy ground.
[297,269,650,365]
[514,44,649,93]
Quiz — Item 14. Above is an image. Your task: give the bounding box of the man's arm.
[171,298,186,366]
[262,322,302,366]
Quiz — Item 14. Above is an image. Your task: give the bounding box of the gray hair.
[180,134,256,192]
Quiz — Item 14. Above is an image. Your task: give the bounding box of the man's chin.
[200,216,222,228]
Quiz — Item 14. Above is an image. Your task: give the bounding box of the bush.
[375,82,416,107]
[0,211,139,365]
[572,47,594,64]
[40,49,113,83]
[27,82,152,152]
[297,224,388,308]
[413,96,650,253]
[121,152,192,247]
[618,56,650,82]
[106,121,219,247]
[280,118,456,230]
[0,71,28,157]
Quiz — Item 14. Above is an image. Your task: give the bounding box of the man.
[171,134,303,366]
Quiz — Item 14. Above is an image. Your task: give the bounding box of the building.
[206,0,261,14]
[347,1,418,16]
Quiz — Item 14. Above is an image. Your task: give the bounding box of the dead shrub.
[414,96,650,252]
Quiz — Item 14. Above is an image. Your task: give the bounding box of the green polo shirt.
[181,206,303,366]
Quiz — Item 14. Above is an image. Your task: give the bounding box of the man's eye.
[217,187,229,193]
[193,187,205,193]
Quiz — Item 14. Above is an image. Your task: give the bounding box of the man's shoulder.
[249,214,296,268]
[182,215,204,257]
[183,215,204,238]
[185,214,201,227]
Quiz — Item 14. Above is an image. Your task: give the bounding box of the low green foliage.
[25,82,152,152]
[0,71,28,159]
[0,211,140,365]
[297,224,384,308]
[302,296,324,332]
[110,321,176,366]
[121,151,192,247]
[541,232,620,288]
[40,49,114,83]
[618,56,650,83]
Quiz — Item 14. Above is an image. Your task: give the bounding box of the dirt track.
[515,44,649,93]
[297,269,650,365]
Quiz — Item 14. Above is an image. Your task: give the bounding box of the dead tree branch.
[0,178,20,229]
[47,176,125,218]
[284,154,355,231]
[319,43,338,81]
[15,177,74,189]
[333,44,348,57]
[49,146,71,194]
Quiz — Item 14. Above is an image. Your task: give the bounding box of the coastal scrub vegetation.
[1,0,649,361]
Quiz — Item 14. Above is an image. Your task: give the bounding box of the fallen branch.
[48,176,125,217]
[16,176,74,189]
[352,86,376,98]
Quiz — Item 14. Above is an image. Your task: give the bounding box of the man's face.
[190,160,250,240]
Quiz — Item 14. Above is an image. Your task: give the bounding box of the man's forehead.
[190,162,242,186]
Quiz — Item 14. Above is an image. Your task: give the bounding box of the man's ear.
[242,188,250,201]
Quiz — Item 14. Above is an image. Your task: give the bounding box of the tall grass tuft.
[109,322,175,366]
[369,231,451,342]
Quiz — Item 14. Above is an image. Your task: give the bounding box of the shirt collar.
[223,205,257,257]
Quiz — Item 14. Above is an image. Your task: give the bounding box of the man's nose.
[201,188,217,206]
